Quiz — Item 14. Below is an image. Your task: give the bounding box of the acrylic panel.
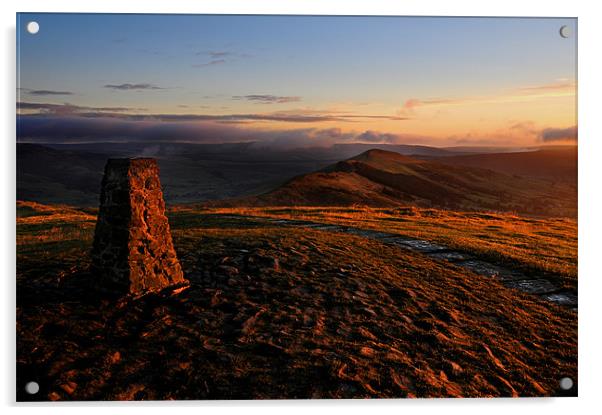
[16,13,577,401]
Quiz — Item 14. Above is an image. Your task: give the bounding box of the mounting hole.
[559,25,571,39]
[26,21,40,35]
[24,381,39,395]
[559,377,574,390]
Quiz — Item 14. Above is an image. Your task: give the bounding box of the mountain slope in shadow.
[235,149,576,217]
[429,146,577,184]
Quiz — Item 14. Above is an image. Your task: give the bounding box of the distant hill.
[17,143,577,216]
[16,143,337,206]
[17,144,107,206]
[15,142,469,206]
[231,149,576,217]
[48,141,457,159]
[330,143,455,158]
[429,147,577,183]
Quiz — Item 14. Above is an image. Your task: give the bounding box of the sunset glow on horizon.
[17,14,577,147]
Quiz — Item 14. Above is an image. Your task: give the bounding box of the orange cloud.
[400,80,576,115]
[517,81,576,94]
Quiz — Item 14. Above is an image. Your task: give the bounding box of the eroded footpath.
[229,215,577,311]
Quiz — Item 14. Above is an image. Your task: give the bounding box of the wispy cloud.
[22,89,74,96]
[197,50,252,59]
[400,98,464,114]
[517,81,576,94]
[104,83,164,91]
[403,98,462,109]
[400,80,576,115]
[17,102,146,115]
[193,49,252,68]
[509,121,539,136]
[233,95,302,104]
[192,59,226,68]
[198,51,233,58]
[356,130,401,144]
[17,102,406,124]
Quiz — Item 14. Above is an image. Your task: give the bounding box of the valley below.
[17,143,577,218]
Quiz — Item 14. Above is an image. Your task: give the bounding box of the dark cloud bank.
[539,126,578,142]
[17,113,412,149]
[17,102,576,148]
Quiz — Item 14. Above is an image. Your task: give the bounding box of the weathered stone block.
[91,158,187,296]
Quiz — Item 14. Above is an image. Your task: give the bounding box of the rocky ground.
[17,204,577,400]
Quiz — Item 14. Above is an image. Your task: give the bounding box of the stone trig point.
[91,158,187,296]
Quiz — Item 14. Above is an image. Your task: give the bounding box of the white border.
[3,1,601,414]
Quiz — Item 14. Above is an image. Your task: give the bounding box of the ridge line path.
[222,214,577,312]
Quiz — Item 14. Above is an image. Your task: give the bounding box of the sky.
[17,13,577,148]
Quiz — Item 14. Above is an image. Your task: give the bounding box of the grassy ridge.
[232,149,577,218]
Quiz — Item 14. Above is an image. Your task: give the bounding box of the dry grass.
[17,201,96,250]
[17,201,577,400]
[195,205,577,290]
